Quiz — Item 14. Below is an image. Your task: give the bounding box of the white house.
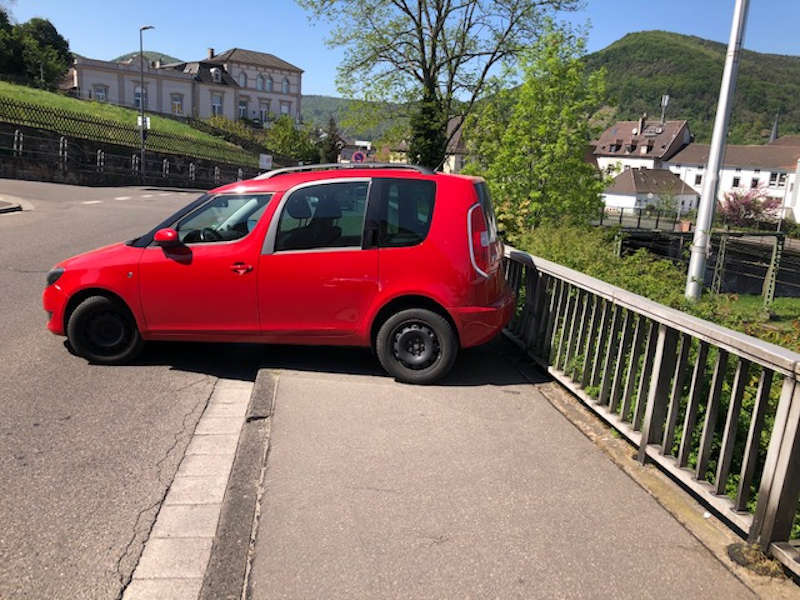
[66,47,303,124]
[602,168,699,214]
[594,116,693,174]
[664,138,800,222]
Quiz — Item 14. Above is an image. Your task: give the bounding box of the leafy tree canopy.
[0,9,71,89]
[297,0,579,168]
[464,29,607,241]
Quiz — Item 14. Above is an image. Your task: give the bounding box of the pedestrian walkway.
[248,340,754,599]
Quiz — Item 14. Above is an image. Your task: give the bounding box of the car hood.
[57,242,143,269]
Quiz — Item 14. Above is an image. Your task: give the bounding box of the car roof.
[210,165,484,196]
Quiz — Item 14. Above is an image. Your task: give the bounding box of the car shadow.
[101,334,548,388]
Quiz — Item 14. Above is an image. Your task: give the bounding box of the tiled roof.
[769,135,800,147]
[207,48,302,73]
[595,119,690,160]
[668,143,800,170]
[605,168,697,196]
[160,61,238,86]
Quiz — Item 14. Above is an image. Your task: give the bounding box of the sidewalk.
[247,341,754,599]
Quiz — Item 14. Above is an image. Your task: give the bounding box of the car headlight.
[46,267,64,286]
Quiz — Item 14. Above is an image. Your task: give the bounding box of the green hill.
[585,31,800,144]
[112,50,183,64]
[301,94,404,140]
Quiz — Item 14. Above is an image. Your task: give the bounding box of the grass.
[519,223,800,353]
[0,81,257,165]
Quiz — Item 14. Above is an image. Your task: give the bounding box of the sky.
[7,0,800,97]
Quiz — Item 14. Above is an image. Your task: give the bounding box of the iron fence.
[0,96,257,166]
[503,246,800,577]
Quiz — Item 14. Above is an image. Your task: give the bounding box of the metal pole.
[139,25,153,184]
[685,0,749,301]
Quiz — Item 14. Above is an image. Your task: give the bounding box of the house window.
[238,98,248,119]
[732,176,741,188]
[170,93,184,115]
[259,100,270,123]
[266,76,273,92]
[280,101,291,115]
[211,68,222,84]
[239,72,248,88]
[770,172,778,186]
[211,92,223,116]
[694,174,702,186]
[92,85,108,102]
[779,173,787,188]
[751,177,759,189]
[282,77,289,94]
[256,74,265,91]
[134,86,148,109]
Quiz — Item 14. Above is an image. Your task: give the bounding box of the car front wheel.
[375,308,458,384]
[66,295,144,364]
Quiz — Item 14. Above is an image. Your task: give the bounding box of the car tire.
[375,308,458,384]
[66,295,144,365]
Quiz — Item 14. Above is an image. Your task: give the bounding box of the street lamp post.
[684,0,749,300]
[139,25,154,183]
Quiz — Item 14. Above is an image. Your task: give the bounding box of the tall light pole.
[685,0,749,300]
[139,25,154,183]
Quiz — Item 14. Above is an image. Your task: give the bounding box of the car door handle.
[230,262,253,275]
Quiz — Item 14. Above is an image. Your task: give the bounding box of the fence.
[0,96,257,167]
[502,246,800,576]
[0,124,261,188]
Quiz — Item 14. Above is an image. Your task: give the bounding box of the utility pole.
[685,0,749,301]
[139,25,154,184]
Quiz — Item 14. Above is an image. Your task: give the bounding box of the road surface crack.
[113,376,216,599]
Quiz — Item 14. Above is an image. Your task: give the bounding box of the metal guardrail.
[502,246,800,575]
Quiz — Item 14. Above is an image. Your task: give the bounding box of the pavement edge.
[199,369,277,600]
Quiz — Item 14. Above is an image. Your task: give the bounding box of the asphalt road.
[0,179,261,600]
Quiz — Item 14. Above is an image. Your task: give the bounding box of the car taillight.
[468,204,490,277]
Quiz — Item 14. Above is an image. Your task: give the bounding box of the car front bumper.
[42,284,67,336]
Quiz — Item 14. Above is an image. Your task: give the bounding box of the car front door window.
[176,194,272,243]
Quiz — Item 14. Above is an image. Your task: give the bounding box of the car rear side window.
[370,178,436,247]
[275,181,368,251]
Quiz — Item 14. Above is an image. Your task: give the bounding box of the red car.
[43,164,513,384]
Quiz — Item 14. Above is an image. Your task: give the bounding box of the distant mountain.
[112,50,183,65]
[585,31,800,144]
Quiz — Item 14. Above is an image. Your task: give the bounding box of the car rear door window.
[369,179,436,247]
[275,181,369,251]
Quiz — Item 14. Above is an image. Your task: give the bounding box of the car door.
[138,192,272,335]
[258,179,378,343]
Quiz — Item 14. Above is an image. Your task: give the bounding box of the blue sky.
[7,0,800,97]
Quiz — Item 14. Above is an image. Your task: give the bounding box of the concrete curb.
[199,370,276,600]
[0,201,21,214]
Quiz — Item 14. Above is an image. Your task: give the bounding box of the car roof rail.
[254,162,435,180]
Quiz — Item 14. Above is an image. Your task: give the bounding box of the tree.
[263,115,320,163]
[297,0,580,169]
[319,117,345,163]
[718,186,782,228]
[0,12,71,88]
[464,29,607,241]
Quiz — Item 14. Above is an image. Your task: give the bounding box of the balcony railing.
[502,245,800,575]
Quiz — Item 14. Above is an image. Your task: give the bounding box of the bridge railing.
[502,246,800,574]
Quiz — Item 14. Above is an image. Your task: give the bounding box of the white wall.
[227,62,302,121]
[603,192,698,213]
[596,156,657,174]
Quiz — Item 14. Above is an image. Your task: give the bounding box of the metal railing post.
[750,377,800,550]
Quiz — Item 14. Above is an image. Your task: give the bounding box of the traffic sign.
[352,151,366,163]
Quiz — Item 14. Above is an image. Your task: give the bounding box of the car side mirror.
[154,228,180,246]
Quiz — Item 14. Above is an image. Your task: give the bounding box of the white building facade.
[664,142,800,222]
[67,47,303,124]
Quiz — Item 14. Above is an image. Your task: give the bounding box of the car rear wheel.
[375,308,458,384]
[66,296,144,364]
